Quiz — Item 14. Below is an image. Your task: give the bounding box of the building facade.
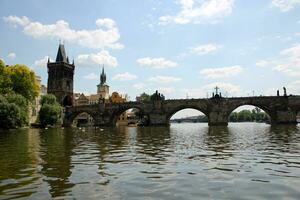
[29,76,47,124]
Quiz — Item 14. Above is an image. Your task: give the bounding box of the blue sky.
[1,0,300,105]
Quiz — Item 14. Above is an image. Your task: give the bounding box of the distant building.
[30,75,47,124]
[110,92,128,125]
[74,93,89,106]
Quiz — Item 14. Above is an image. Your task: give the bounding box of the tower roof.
[56,44,68,63]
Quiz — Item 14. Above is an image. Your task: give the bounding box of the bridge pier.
[208,111,228,126]
[148,113,168,126]
[273,110,298,124]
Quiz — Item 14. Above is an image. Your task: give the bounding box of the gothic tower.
[47,44,75,106]
[97,67,109,99]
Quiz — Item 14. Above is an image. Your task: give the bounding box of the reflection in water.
[0,123,300,199]
[39,128,76,199]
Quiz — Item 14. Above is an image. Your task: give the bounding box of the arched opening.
[114,108,147,127]
[72,112,94,127]
[228,105,271,124]
[169,108,208,124]
[63,95,73,107]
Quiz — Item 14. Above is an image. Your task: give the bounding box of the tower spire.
[56,43,67,62]
[100,65,106,85]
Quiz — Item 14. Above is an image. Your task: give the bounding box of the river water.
[0,123,300,200]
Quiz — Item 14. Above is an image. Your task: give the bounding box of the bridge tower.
[47,44,75,106]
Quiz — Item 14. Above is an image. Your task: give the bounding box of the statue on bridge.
[212,86,222,99]
[283,87,287,97]
[151,90,165,101]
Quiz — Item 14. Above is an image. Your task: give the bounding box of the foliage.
[138,92,151,102]
[39,94,62,128]
[229,108,269,122]
[6,64,39,102]
[0,60,12,95]
[0,61,40,128]
[0,95,7,104]
[40,94,57,105]
[0,61,39,102]
[0,94,29,129]
[39,104,62,128]
[0,101,21,129]
[6,93,29,125]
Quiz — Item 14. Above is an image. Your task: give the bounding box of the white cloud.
[256,60,271,67]
[182,82,241,98]
[34,56,49,68]
[84,73,98,80]
[190,43,221,55]
[4,16,30,27]
[181,88,206,98]
[77,50,118,67]
[158,87,175,94]
[133,83,146,90]
[112,72,138,81]
[202,82,241,95]
[137,57,178,69]
[148,75,181,83]
[3,16,123,49]
[287,80,300,94]
[159,0,234,25]
[273,44,300,76]
[271,0,300,12]
[199,65,242,78]
[7,52,16,60]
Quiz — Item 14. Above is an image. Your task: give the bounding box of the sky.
[1,0,300,118]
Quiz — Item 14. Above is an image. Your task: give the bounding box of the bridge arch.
[63,95,73,107]
[227,104,273,124]
[66,111,96,127]
[166,106,209,123]
[111,106,146,126]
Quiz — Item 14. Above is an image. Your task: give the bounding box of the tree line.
[172,108,269,123]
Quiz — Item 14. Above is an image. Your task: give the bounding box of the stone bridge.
[63,95,300,127]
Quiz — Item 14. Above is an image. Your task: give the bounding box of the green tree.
[238,110,252,122]
[40,94,57,105]
[6,64,39,102]
[139,92,151,102]
[39,104,62,128]
[39,94,62,128]
[0,101,22,129]
[0,94,29,129]
[229,112,238,122]
[6,93,29,125]
[0,60,12,94]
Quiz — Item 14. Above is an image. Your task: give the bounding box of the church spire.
[56,43,68,62]
[100,65,106,85]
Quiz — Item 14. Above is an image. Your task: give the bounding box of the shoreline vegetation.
[0,59,62,130]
